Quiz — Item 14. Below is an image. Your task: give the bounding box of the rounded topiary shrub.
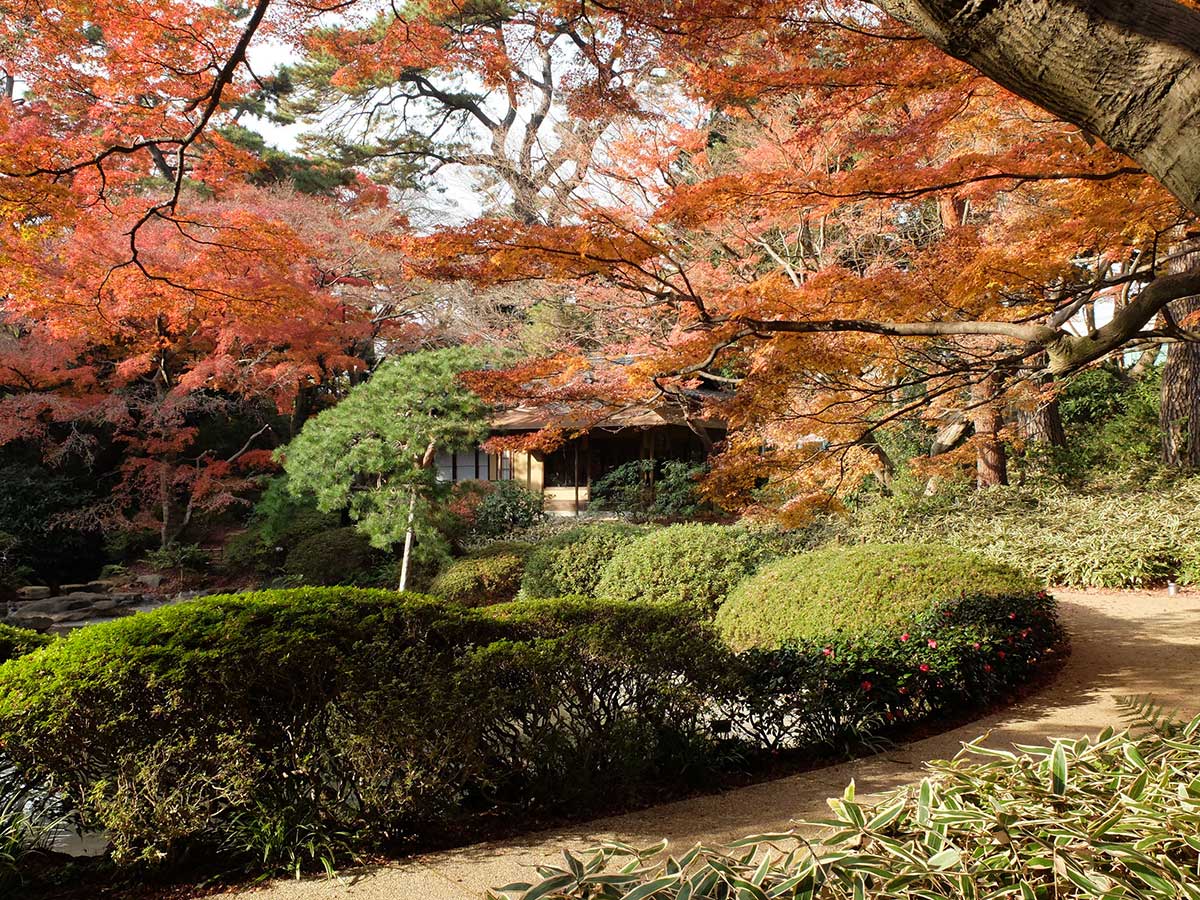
[595,524,766,615]
[520,523,648,598]
[429,542,531,606]
[715,544,1060,751]
[716,542,1040,649]
[282,527,380,586]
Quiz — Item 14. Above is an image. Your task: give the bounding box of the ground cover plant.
[493,698,1200,900]
[832,482,1200,588]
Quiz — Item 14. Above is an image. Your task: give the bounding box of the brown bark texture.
[1161,244,1200,468]
[874,0,1200,216]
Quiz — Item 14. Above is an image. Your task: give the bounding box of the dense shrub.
[0,543,1061,877]
[223,476,339,576]
[715,544,1057,751]
[0,462,104,585]
[0,623,52,664]
[469,481,543,537]
[0,590,725,870]
[143,542,210,574]
[498,705,1200,900]
[281,527,382,586]
[596,524,767,614]
[520,523,648,598]
[429,542,532,605]
[590,460,707,519]
[716,543,1039,648]
[835,482,1200,587]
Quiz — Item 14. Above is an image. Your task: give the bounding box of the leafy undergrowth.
[493,697,1200,900]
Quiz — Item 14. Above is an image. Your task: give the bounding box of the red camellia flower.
[972,642,981,650]
[927,639,938,649]
[1009,612,1017,620]
[1036,590,1047,600]
[861,680,873,691]
[998,650,1006,659]
[983,664,993,672]
[822,646,834,657]
[919,663,930,672]
[899,686,908,695]
[900,633,910,642]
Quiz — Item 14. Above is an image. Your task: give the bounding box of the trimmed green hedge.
[0,623,52,664]
[0,542,1063,877]
[716,543,1040,649]
[520,523,647,598]
[596,524,766,615]
[429,542,532,606]
[0,589,724,870]
[715,543,1057,750]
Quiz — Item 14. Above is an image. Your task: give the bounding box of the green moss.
[715,543,1039,649]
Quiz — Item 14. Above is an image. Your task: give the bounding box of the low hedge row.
[448,522,799,612]
[0,561,1062,875]
[716,543,1040,648]
[596,524,769,615]
[0,590,724,870]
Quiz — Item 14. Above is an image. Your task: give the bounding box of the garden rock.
[136,573,164,589]
[16,586,51,601]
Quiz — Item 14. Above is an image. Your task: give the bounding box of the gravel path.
[224,588,1200,900]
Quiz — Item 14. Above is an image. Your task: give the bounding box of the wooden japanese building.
[434,401,725,515]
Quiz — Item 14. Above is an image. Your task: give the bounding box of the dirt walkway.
[226,589,1200,900]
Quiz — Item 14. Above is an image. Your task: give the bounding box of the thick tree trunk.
[1020,399,1066,448]
[1161,244,1200,468]
[972,375,1008,488]
[873,0,1200,215]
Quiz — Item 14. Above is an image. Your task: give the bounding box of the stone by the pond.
[16,585,51,600]
[60,583,89,593]
[64,591,111,603]
[110,592,144,605]
[86,579,121,592]
[173,589,213,602]
[136,573,164,590]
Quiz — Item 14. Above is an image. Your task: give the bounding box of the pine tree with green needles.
[281,347,490,589]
